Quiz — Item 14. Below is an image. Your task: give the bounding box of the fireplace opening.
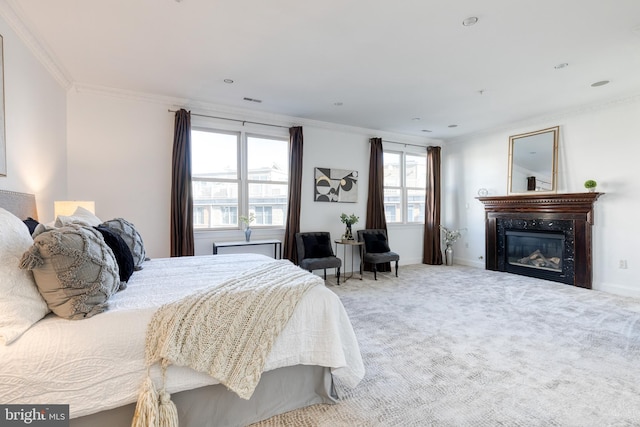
[505,230,564,273]
[495,217,575,285]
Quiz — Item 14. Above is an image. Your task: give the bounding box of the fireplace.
[478,193,602,288]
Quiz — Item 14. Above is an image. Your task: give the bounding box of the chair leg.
[324,269,327,280]
[395,260,399,277]
[373,264,377,280]
[336,267,340,285]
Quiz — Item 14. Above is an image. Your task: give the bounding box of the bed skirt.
[70,365,336,427]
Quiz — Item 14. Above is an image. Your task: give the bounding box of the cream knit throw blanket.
[132,260,322,427]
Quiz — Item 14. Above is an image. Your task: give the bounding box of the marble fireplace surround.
[477,193,603,289]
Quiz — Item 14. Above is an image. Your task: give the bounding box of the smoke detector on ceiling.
[462,17,478,26]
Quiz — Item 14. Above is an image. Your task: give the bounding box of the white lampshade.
[54,201,96,218]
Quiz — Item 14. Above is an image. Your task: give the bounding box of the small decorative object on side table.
[440,225,465,266]
[340,213,359,240]
[239,213,255,242]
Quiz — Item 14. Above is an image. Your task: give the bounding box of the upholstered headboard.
[0,189,38,220]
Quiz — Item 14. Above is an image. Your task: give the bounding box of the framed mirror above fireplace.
[507,126,559,194]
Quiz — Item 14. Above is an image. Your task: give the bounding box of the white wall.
[66,87,438,268]
[443,96,640,298]
[0,15,67,218]
[66,88,173,258]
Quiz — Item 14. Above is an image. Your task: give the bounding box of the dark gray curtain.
[365,137,390,271]
[170,109,194,257]
[283,126,303,264]
[423,146,443,264]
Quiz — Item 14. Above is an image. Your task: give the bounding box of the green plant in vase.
[340,213,359,240]
[239,213,255,241]
[584,180,597,192]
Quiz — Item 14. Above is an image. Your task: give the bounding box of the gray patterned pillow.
[19,224,121,320]
[100,218,147,270]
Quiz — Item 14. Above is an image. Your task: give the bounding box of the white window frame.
[383,149,427,225]
[191,126,288,231]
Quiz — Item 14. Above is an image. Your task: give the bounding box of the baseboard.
[595,282,640,300]
[401,257,424,266]
[455,258,485,269]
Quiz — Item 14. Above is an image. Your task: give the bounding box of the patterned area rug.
[252,264,640,426]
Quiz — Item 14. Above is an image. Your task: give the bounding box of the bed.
[0,190,365,426]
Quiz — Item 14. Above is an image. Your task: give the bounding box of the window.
[191,130,288,229]
[383,150,426,224]
[254,206,272,225]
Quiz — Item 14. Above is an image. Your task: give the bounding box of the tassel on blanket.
[131,377,159,427]
[158,389,179,427]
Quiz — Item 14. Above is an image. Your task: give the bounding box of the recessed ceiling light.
[462,17,478,26]
[554,63,568,69]
[421,129,432,133]
[591,80,610,87]
[448,124,458,128]
[223,79,234,84]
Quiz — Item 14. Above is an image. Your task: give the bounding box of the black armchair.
[295,232,342,285]
[357,229,399,280]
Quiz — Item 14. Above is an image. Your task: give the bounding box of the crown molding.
[0,0,72,89]
[72,82,440,146]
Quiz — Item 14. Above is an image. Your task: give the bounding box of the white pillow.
[55,206,102,227]
[0,208,49,345]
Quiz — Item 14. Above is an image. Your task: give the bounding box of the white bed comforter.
[0,254,364,418]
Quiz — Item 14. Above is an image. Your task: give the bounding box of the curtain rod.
[380,139,428,150]
[168,109,290,129]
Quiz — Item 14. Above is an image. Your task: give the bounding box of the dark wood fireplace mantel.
[477,193,603,288]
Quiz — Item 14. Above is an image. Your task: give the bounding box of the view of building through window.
[383,151,427,223]
[191,130,288,229]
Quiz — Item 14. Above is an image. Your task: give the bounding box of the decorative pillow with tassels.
[101,218,147,270]
[19,224,122,320]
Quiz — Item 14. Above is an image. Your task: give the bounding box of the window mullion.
[401,152,407,224]
[239,131,248,226]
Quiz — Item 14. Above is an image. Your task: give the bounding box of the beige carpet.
[252,264,640,426]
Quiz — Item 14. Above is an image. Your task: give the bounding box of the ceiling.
[6,0,640,139]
